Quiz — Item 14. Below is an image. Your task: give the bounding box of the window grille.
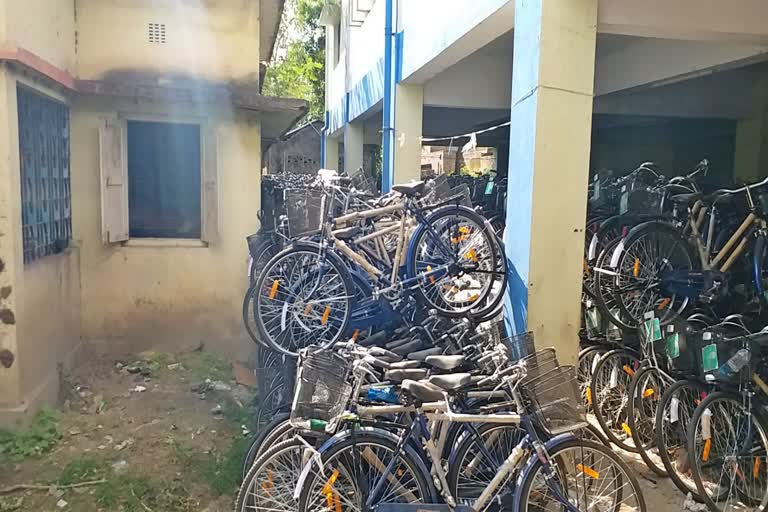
[18,86,71,263]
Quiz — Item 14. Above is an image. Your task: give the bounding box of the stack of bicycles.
[578,157,768,511]
[243,169,508,425]
[236,327,647,512]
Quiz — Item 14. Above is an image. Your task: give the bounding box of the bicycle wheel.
[235,438,306,512]
[590,349,640,452]
[515,438,646,512]
[407,206,498,317]
[448,424,525,508]
[614,224,694,327]
[296,432,434,512]
[468,232,507,320]
[578,345,608,413]
[255,244,354,356]
[255,381,292,431]
[627,364,671,476]
[688,391,768,512]
[593,237,637,331]
[243,282,269,348]
[249,235,280,285]
[241,413,294,480]
[655,378,707,499]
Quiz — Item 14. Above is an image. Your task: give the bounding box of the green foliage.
[263,0,326,120]
[0,408,61,459]
[58,457,109,485]
[179,351,231,382]
[170,436,250,496]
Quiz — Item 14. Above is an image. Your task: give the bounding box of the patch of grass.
[140,351,174,372]
[0,407,60,460]
[170,436,250,496]
[221,398,254,429]
[58,457,110,485]
[180,351,232,382]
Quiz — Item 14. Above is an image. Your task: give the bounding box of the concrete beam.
[393,84,423,183]
[400,0,514,84]
[344,122,365,172]
[595,38,768,97]
[598,0,768,44]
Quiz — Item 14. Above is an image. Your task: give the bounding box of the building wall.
[76,0,260,85]
[70,96,261,357]
[265,124,322,174]
[1,0,76,72]
[0,70,82,425]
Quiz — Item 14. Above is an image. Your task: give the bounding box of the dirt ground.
[0,344,258,512]
[0,344,691,512]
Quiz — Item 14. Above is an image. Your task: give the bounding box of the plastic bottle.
[719,348,750,377]
[368,386,399,404]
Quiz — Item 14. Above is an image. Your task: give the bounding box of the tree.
[263,0,326,120]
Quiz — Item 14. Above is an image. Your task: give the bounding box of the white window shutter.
[98,119,129,243]
[201,124,219,244]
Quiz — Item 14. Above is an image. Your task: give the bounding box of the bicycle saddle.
[429,373,471,390]
[407,347,442,361]
[669,192,702,205]
[332,226,362,240]
[385,368,428,383]
[425,354,465,370]
[392,181,426,197]
[401,379,445,401]
[389,360,422,369]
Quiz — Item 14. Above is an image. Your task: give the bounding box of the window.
[99,118,218,244]
[17,86,71,263]
[127,121,201,238]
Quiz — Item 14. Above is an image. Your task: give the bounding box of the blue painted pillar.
[503,0,597,364]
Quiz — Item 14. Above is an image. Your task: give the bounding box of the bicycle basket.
[350,169,377,195]
[521,350,587,435]
[290,348,353,431]
[284,188,326,238]
[448,184,473,208]
[502,331,536,361]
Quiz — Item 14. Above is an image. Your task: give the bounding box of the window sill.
[123,238,207,248]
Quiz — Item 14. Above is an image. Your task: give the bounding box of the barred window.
[18,86,71,263]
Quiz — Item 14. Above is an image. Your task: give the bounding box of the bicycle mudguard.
[292,426,437,501]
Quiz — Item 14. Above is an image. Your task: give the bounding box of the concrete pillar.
[734,78,768,182]
[392,84,423,184]
[323,135,340,171]
[0,68,22,417]
[344,122,365,172]
[503,0,597,365]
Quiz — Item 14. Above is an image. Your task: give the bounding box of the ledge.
[123,238,207,248]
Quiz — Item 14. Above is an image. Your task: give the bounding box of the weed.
[58,457,109,485]
[221,398,254,429]
[140,351,173,372]
[0,407,60,459]
[169,436,249,496]
[181,351,231,382]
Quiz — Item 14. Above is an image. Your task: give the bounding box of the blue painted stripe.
[320,110,329,167]
[348,58,385,122]
[395,31,404,83]
[381,0,395,193]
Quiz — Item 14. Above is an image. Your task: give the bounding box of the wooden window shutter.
[201,124,219,244]
[99,119,129,243]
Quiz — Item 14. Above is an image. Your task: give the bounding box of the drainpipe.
[321,111,328,167]
[381,0,395,192]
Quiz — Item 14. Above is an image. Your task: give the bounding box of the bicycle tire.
[447,423,525,507]
[468,231,507,320]
[406,206,498,317]
[593,237,637,331]
[243,281,269,348]
[578,345,609,413]
[654,377,707,499]
[613,222,695,327]
[688,391,768,512]
[296,432,435,512]
[255,243,354,357]
[515,438,646,512]
[627,363,670,476]
[590,348,641,452]
[235,437,306,512]
[240,412,293,480]
[249,235,280,285]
